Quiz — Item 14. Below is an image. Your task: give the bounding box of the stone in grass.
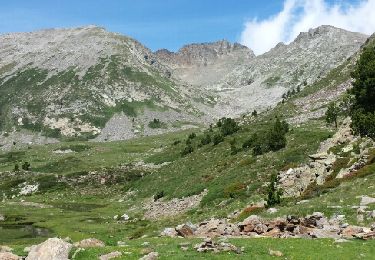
[99,251,122,260]
[73,238,105,248]
[0,214,5,221]
[360,196,375,206]
[140,251,159,260]
[26,238,72,260]
[269,249,283,257]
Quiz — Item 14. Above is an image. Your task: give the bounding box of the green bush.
[200,134,211,145]
[213,134,224,145]
[217,117,239,136]
[148,118,166,129]
[181,144,194,156]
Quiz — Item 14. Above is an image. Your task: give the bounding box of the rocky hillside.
[0,26,212,142]
[207,26,368,117]
[0,25,368,146]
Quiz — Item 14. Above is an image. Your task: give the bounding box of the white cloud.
[241,0,375,55]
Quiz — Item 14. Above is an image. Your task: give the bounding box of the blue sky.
[0,0,371,53]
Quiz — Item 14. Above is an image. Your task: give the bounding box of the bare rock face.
[26,238,72,260]
[155,40,255,87]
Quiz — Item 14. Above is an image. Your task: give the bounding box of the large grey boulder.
[26,238,72,260]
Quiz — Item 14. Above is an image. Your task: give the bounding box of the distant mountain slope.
[0,26,213,140]
[0,25,369,144]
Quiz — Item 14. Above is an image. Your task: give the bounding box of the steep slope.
[0,26,212,141]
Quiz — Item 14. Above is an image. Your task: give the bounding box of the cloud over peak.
[240,0,375,55]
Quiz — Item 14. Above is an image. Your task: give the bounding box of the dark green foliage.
[181,144,194,156]
[21,161,31,171]
[213,134,224,145]
[188,132,196,139]
[153,191,165,201]
[14,164,19,172]
[217,117,239,136]
[325,102,339,128]
[350,44,375,139]
[229,138,239,155]
[243,118,289,156]
[172,140,181,146]
[266,174,282,207]
[252,110,258,117]
[200,134,211,145]
[148,118,166,129]
[242,133,258,149]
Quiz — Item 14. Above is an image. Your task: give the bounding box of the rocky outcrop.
[278,118,374,197]
[26,238,72,260]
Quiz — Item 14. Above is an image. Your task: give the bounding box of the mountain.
[154,40,255,86]
[0,25,368,146]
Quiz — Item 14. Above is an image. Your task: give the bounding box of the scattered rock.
[73,238,105,248]
[267,208,278,214]
[269,249,283,257]
[121,214,130,221]
[194,238,241,254]
[0,252,20,260]
[26,238,72,260]
[140,252,159,260]
[99,251,122,260]
[0,214,4,221]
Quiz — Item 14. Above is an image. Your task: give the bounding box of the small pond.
[0,224,51,242]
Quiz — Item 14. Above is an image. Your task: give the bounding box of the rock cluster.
[163,213,375,240]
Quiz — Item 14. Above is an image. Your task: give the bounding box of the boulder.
[26,238,72,260]
[160,228,178,237]
[0,252,20,260]
[74,238,105,248]
[0,214,4,221]
[99,251,122,260]
[360,196,375,206]
[176,224,194,237]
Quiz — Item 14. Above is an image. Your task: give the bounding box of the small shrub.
[188,132,197,139]
[21,161,31,171]
[148,118,166,129]
[154,190,165,201]
[266,174,282,207]
[200,134,211,145]
[213,134,224,145]
[181,144,194,156]
[14,164,20,172]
